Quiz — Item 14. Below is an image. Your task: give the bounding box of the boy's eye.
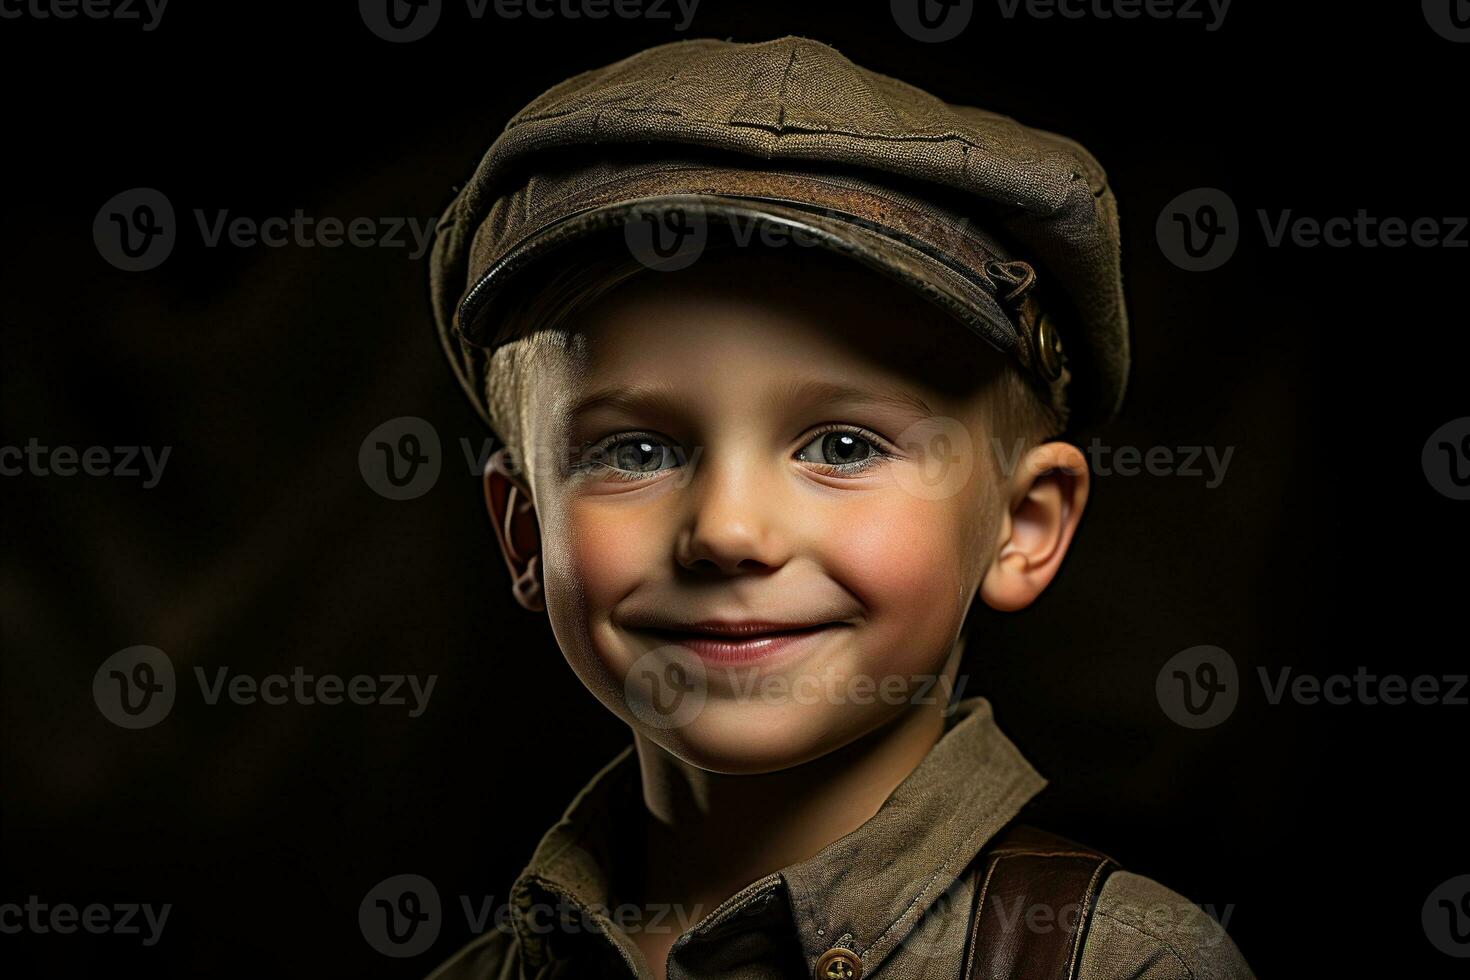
[576,427,890,480]
[583,435,680,476]
[801,432,872,466]
[794,428,883,470]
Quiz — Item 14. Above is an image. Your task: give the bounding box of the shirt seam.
[533,747,636,879]
[1091,908,1198,980]
[860,771,1041,962]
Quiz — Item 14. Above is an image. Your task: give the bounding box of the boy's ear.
[483,446,545,613]
[978,441,1090,613]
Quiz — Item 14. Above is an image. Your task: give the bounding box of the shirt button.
[814,947,861,980]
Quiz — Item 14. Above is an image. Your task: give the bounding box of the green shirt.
[427,697,1255,979]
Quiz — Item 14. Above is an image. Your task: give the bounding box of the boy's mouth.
[630,619,849,665]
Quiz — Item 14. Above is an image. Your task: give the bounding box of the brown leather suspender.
[960,825,1119,980]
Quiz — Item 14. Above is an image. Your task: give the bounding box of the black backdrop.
[3,2,1467,976]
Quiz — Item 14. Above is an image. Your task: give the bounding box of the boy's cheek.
[821,501,976,673]
[829,504,967,593]
[556,503,665,600]
[537,502,664,663]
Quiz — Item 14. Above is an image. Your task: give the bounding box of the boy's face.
[488,248,1087,774]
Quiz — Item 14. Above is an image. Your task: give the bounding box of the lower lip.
[651,625,843,665]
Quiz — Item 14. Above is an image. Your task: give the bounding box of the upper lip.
[631,619,843,637]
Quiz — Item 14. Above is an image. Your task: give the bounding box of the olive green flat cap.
[429,35,1129,432]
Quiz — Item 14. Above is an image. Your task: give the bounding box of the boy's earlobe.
[483,446,545,612]
[979,442,1090,613]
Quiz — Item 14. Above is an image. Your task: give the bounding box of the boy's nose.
[674,459,791,575]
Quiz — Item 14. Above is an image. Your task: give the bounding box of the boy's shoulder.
[970,821,1252,980]
[423,927,516,980]
[1082,867,1255,980]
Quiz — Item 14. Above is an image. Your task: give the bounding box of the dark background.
[3,1,1467,976]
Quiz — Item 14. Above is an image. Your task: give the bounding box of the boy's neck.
[631,701,947,927]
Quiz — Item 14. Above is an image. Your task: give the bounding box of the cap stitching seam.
[505,104,1067,167]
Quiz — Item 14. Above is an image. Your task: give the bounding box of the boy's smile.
[617,614,856,665]
[491,246,1087,774]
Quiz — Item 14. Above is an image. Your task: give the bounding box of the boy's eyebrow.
[779,378,937,419]
[565,379,936,423]
[564,383,687,424]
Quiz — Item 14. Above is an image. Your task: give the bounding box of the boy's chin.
[631,699,899,776]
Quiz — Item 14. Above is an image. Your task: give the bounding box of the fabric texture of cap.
[428,35,1129,434]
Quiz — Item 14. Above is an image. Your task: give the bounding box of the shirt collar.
[507,696,1046,976]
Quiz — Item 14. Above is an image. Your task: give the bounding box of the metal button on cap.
[815,947,861,980]
[1035,311,1064,381]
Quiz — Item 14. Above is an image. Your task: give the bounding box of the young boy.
[425,36,1254,980]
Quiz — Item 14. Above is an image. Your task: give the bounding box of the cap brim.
[453,189,1025,364]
